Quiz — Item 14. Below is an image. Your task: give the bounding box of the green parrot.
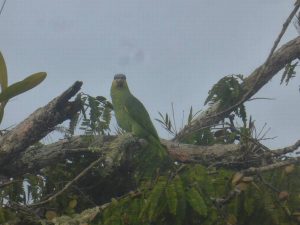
[110,74,166,162]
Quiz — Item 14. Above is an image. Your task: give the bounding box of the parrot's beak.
[115,79,124,88]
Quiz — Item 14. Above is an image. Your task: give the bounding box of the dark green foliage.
[2,140,300,225]
[69,93,113,136]
[281,61,298,85]
[91,164,300,225]
[165,182,177,215]
[205,74,247,125]
[155,112,176,136]
[2,71,300,225]
[182,127,215,145]
[225,167,300,225]
[204,74,244,106]
[95,165,224,225]
[157,76,250,147]
[140,177,167,220]
[186,187,207,217]
[156,106,201,137]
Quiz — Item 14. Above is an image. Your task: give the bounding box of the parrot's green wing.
[124,95,159,139]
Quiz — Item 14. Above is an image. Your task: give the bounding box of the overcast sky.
[0,0,299,148]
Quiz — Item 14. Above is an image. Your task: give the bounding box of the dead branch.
[272,139,300,156]
[212,188,241,206]
[242,158,300,176]
[3,130,299,178]
[0,135,111,176]
[0,179,21,188]
[175,30,300,141]
[0,81,83,167]
[0,133,243,177]
[265,2,300,66]
[162,139,240,163]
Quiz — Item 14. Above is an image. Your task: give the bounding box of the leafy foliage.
[155,112,176,136]
[205,74,247,125]
[67,93,113,136]
[281,61,298,85]
[1,57,300,225]
[89,164,300,225]
[156,106,201,137]
[96,166,214,225]
[0,51,47,125]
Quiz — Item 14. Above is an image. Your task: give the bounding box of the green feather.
[111,75,166,153]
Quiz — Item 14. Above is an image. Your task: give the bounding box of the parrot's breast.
[111,90,132,132]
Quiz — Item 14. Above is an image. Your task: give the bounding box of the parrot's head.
[112,74,128,89]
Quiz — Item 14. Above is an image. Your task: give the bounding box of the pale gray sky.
[0,0,299,148]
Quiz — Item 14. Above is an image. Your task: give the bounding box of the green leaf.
[186,187,207,217]
[140,179,166,220]
[165,183,178,215]
[0,72,46,103]
[188,106,193,124]
[0,52,8,91]
[174,176,186,225]
[148,180,166,220]
[0,101,7,125]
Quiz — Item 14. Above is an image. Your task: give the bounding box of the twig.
[208,2,300,120]
[29,157,102,207]
[7,201,41,222]
[0,179,21,188]
[72,185,98,207]
[272,139,300,156]
[175,3,300,141]
[214,156,300,206]
[257,123,267,139]
[247,97,275,101]
[0,0,7,16]
[259,127,271,141]
[257,173,280,193]
[212,188,241,206]
[171,103,178,135]
[257,173,292,218]
[242,157,300,175]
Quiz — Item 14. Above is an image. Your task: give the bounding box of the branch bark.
[0,134,241,177]
[3,130,300,177]
[272,139,300,156]
[175,36,300,141]
[0,81,83,171]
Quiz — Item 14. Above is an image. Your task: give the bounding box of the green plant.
[281,61,298,85]
[0,51,47,125]
[205,74,247,125]
[67,93,113,136]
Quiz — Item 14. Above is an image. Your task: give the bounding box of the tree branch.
[0,81,83,168]
[175,36,300,141]
[1,133,243,177]
[272,139,300,156]
[242,157,300,176]
[29,157,102,207]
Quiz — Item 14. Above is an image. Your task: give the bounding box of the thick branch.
[0,81,83,166]
[175,36,300,141]
[1,132,142,177]
[1,133,242,176]
[4,132,300,177]
[272,139,300,156]
[162,139,240,163]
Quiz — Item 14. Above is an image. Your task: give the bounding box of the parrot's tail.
[135,136,170,180]
[149,135,168,158]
